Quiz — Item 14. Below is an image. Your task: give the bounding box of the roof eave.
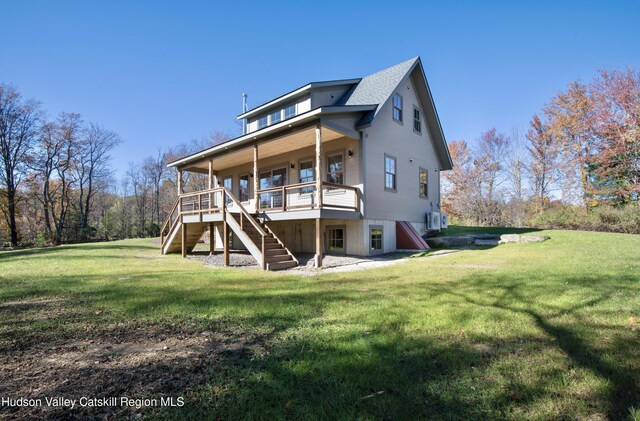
[169,104,376,168]
[236,78,362,120]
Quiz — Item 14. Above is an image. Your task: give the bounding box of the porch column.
[223,221,229,266]
[209,222,215,255]
[253,145,259,210]
[315,218,323,268]
[222,201,229,266]
[315,124,323,209]
[208,160,213,189]
[177,168,184,194]
[181,223,187,258]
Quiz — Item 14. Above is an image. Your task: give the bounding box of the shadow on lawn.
[0,241,158,261]
[1,265,638,419]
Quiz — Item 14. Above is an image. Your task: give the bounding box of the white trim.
[237,79,361,120]
[168,105,377,168]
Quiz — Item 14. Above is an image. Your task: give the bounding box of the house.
[161,57,453,270]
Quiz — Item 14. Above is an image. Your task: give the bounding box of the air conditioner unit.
[427,212,441,230]
[441,213,448,229]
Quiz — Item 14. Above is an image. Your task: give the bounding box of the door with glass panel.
[259,167,287,209]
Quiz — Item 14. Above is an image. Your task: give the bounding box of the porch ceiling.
[183,124,347,173]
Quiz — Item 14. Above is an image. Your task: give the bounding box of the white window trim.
[384,154,397,192]
[369,225,384,255]
[413,106,422,135]
[392,93,403,124]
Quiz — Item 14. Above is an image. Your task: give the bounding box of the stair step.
[267,261,297,271]
[266,254,293,263]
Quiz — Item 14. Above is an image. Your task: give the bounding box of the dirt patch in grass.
[0,297,268,420]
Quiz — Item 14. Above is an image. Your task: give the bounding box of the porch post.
[315,218,323,268]
[253,145,259,210]
[223,221,229,266]
[208,160,213,189]
[209,222,215,255]
[315,124,323,209]
[177,168,184,194]
[181,223,187,257]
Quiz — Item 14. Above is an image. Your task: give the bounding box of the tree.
[74,123,121,239]
[590,68,640,203]
[545,81,599,206]
[127,162,151,236]
[142,150,166,226]
[527,114,561,208]
[0,85,41,246]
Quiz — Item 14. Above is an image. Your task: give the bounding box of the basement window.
[370,226,383,254]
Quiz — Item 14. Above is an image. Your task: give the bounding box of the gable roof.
[338,56,453,170]
[337,57,419,126]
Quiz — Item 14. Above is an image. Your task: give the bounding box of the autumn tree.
[590,68,640,203]
[0,85,41,246]
[527,114,561,209]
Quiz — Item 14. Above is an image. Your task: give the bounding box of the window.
[258,167,287,208]
[269,109,281,125]
[284,104,296,120]
[257,115,268,129]
[223,176,233,204]
[239,174,250,202]
[419,168,428,198]
[370,226,383,253]
[392,94,403,122]
[299,159,314,193]
[327,153,344,185]
[384,155,396,191]
[413,107,422,133]
[327,226,345,252]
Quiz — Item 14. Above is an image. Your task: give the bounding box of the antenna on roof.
[242,93,248,135]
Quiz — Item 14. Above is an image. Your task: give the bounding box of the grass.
[1,227,639,420]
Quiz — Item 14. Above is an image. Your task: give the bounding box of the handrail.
[221,187,267,237]
[160,196,180,247]
[257,181,316,194]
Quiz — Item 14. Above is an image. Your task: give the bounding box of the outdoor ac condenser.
[427,212,441,230]
[441,213,448,229]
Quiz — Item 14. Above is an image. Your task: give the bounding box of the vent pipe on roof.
[242,93,248,135]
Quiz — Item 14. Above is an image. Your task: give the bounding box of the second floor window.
[239,174,250,202]
[385,155,396,191]
[419,168,428,197]
[327,153,344,185]
[284,104,296,119]
[414,108,422,133]
[269,110,281,124]
[392,94,403,122]
[258,115,268,129]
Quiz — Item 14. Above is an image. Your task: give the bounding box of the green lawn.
[1,229,639,420]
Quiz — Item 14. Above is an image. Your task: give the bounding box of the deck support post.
[253,145,259,211]
[315,124,323,209]
[181,221,187,258]
[209,222,215,255]
[222,196,229,266]
[315,217,323,268]
[223,221,229,266]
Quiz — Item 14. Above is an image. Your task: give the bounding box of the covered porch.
[164,118,364,268]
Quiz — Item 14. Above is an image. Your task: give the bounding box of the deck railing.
[257,181,360,212]
[161,181,361,246]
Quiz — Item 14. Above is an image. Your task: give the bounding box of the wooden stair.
[161,188,297,271]
[230,213,297,270]
[162,222,208,254]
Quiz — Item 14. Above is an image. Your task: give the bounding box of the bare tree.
[127,162,150,236]
[142,150,166,226]
[0,85,41,246]
[74,123,121,239]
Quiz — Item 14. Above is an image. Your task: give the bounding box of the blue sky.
[3,1,640,177]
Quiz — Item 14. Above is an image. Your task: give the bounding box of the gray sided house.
[162,57,453,270]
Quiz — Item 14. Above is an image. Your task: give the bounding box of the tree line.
[0,83,228,247]
[442,67,640,233]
